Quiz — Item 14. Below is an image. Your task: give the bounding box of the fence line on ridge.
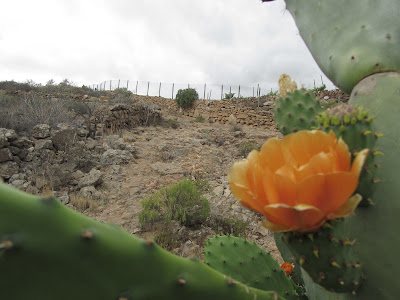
[90,80,278,101]
[90,77,325,101]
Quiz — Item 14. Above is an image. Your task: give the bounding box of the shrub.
[175,88,198,108]
[310,84,326,92]
[211,216,248,237]
[164,118,180,129]
[224,92,235,99]
[139,179,210,229]
[194,115,205,123]
[0,93,72,134]
[238,140,260,157]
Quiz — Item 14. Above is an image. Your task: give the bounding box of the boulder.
[0,128,18,142]
[32,124,51,139]
[34,139,54,150]
[100,149,133,165]
[0,148,13,162]
[78,168,103,188]
[0,161,19,179]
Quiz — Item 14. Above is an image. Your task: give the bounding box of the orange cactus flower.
[280,262,294,275]
[228,130,368,232]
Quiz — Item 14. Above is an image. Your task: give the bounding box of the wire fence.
[90,80,279,100]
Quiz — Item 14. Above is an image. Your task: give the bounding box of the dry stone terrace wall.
[141,89,349,128]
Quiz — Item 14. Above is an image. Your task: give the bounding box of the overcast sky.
[0,0,336,93]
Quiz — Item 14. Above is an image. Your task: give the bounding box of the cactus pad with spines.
[316,103,382,206]
[204,235,298,299]
[0,183,286,300]
[284,0,400,93]
[277,219,363,294]
[274,89,323,135]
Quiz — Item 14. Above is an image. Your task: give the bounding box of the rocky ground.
[0,97,284,262]
[85,107,283,260]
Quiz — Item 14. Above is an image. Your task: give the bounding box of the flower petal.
[263,203,325,232]
[322,172,358,213]
[282,130,336,166]
[259,137,285,172]
[295,152,336,182]
[352,149,369,176]
[328,194,362,219]
[334,137,351,171]
[271,173,296,206]
[229,160,265,214]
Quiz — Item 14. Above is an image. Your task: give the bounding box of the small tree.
[175,88,198,108]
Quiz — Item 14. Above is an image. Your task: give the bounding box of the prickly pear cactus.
[283,0,400,93]
[274,89,322,135]
[276,220,362,294]
[204,235,298,299]
[0,183,285,300]
[316,104,383,206]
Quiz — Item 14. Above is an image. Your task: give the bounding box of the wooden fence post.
[135,81,138,94]
[127,80,129,89]
[118,79,120,89]
[172,83,175,99]
[159,82,161,97]
[221,85,224,100]
[238,85,241,98]
[147,81,150,96]
[203,83,206,99]
[110,80,112,91]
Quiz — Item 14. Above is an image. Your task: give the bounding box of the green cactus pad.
[316,104,382,206]
[344,72,400,298]
[284,0,400,93]
[274,235,308,299]
[274,89,323,135]
[0,183,285,300]
[204,235,298,299]
[277,219,363,294]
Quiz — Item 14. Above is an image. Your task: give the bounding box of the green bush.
[139,179,210,229]
[175,88,198,108]
[211,216,248,237]
[224,92,235,99]
[194,115,205,123]
[238,140,260,157]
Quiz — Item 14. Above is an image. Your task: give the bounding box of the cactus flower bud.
[228,130,368,232]
[280,262,294,275]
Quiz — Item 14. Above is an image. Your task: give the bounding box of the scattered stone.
[213,186,224,197]
[34,140,54,150]
[32,124,51,139]
[100,149,133,165]
[228,114,237,125]
[78,168,103,188]
[0,148,13,162]
[79,186,104,201]
[0,161,19,179]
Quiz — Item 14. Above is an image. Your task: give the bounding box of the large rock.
[0,135,8,149]
[78,168,103,188]
[100,149,133,165]
[0,128,18,142]
[0,148,13,162]
[34,139,54,150]
[0,128,18,148]
[79,186,104,201]
[32,124,51,139]
[0,161,19,179]
[228,114,237,125]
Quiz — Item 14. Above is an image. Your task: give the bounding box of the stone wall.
[143,89,349,127]
[92,101,162,136]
